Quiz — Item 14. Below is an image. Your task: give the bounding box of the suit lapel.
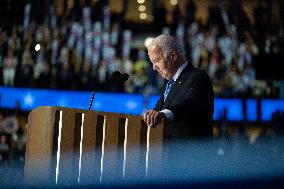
[157,80,167,110]
[163,64,195,108]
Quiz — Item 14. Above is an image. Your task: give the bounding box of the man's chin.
[163,74,171,80]
[159,73,166,79]
[160,75,167,79]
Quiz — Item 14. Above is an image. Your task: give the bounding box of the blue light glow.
[0,87,283,121]
[0,87,144,115]
[261,99,284,121]
[247,99,258,121]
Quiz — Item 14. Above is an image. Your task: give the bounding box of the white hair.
[147,34,186,60]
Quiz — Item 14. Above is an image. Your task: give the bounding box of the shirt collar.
[172,61,188,81]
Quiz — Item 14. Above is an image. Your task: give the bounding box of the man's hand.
[143,110,165,127]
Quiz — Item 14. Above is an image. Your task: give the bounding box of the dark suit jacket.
[155,63,214,140]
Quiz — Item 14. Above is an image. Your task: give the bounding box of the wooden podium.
[24,106,166,185]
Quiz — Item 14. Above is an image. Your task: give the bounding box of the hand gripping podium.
[24,106,166,185]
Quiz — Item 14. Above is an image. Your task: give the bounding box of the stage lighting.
[144,37,154,47]
[139,5,146,12]
[139,12,147,20]
[170,0,178,6]
[35,44,41,51]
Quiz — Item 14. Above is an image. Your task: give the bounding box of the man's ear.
[170,49,178,62]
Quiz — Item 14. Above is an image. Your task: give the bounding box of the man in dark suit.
[143,35,214,140]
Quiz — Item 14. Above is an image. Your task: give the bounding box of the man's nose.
[153,65,158,70]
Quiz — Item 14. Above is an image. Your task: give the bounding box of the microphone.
[88,90,96,110]
[88,71,129,110]
[117,73,129,83]
[108,71,121,83]
[108,71,129,84]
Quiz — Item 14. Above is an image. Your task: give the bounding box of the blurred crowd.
[0,109,26,166]
[0,0,282,98]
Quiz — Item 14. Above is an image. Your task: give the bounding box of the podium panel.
[24,106,166,185]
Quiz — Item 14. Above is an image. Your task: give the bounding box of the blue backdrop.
[1,87,283,121]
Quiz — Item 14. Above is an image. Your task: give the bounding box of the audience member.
[0,0,281,98]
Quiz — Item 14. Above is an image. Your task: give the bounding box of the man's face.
[148,46,176,80]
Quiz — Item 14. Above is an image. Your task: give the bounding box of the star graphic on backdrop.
[93,102,101,108]
[126,101,137,110]
[24,93,34,107]
[58,99,67,107]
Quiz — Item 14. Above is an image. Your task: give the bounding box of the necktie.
[164,79,175,101]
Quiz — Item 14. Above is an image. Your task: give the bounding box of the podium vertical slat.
[51,111,60,183]
[146,122,164,177]
[56,110,78,185]
[116,118,127,179]
[24,106,56,185]
[140,122,148,177]
[124,117,142,179]
[73,113,83,182]
[100,114,119,182]
[79,111,99,184]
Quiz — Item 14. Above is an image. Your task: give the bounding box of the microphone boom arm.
[88,89,96,110]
